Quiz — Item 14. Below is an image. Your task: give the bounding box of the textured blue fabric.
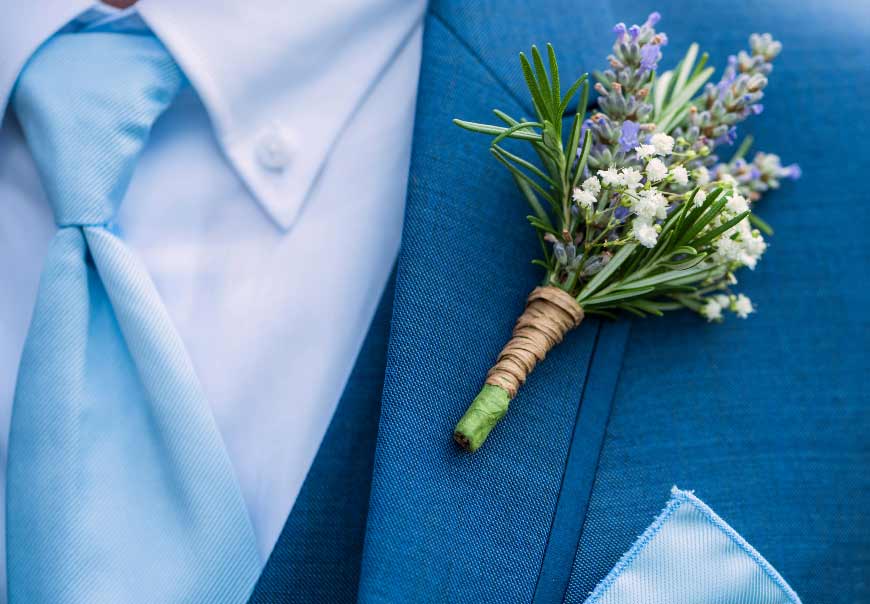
[248,275,394,604]
[7,32,260,603]
[580,488,801,604]
[352,1,868,603]
[565,2,870,603]
[356,4,620,603]
[240,1,867,602]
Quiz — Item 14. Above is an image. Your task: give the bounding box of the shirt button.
[256,131,292,172]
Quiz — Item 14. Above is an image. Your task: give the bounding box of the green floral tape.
[453,384,511,452]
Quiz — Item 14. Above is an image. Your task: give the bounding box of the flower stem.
[453,384,511,452]
[452,286,585,453]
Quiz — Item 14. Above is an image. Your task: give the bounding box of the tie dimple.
[12,32,184,226]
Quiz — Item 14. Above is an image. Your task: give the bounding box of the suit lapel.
[358,3,618,603]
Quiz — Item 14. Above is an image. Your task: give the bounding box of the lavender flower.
[580,253,611,277]
[619,120,641,151]
[587,12,667,168]
[553,242,568,265]
[613,205,630,221]
[645,11,661,27]
[640,44,662,72]
[612,22,627,40]
[714,151,801,201]
[714,125,739,147]
[672,33,783,160]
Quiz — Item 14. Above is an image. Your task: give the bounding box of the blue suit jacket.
[249,1,869,602]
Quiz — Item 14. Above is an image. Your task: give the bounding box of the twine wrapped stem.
[453,286,584,452]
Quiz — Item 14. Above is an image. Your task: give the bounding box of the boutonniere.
[453,12,800,452]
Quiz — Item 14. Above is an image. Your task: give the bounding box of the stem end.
[453,384,511,452]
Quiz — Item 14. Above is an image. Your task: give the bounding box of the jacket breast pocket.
[563,487,802,604]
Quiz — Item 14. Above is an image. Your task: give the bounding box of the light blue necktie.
[6,31,261,603]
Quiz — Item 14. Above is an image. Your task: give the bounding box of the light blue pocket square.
[582,487,802,604]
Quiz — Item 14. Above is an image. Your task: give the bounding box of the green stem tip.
[453,384,511,452]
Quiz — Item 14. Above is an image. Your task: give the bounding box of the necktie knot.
[12,31,184,227]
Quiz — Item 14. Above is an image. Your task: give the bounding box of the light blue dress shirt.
[0,1,425,600]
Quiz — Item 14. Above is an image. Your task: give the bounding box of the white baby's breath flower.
[692,189,707,207]
[671,165,689,186]
[726,194,749,215]
[732,294,754,318]
[695,166,710,185]
[632,219,659,248]
[646,158,667,183]
[714,294,730,307]
[716,236,743,262]
[631,195,656,221]
[619,167,643,191]
[635,144,656,159]
[701,299,723,321]
[582,176,601,195]
[632,189,668,220]
[650,132,675,155]
[719,173,738,189]
[740,253,759,270]
[743,232,767,257]
[598,167,621,187]
[739,227,767,270]
[572,187,597,209]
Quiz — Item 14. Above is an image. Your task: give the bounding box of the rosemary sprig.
[451,13,799,452]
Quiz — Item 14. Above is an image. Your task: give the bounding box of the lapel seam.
[558,321,633,603]
[428,8,534,117]
[530,320,634,604]
[529,320,602,602]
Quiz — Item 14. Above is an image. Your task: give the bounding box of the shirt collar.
[0,0,94,114]
[1,0,427,230]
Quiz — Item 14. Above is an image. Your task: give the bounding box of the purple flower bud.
[612,22,627,41]
[714,126,739,146]
[565,244,577,263]
[580,255,608,277]
[579,119,594,152]
[785,164,802,179]
[614,206,630,221]
[749,167,762,180]
[645,11,661,27]
[657,32,668,46]
[618,120,640,152]
[640,44,661,71]
[629,25,640,41]
[750,103,764,115]
[553,242,568,264]
[717,69,737,98]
